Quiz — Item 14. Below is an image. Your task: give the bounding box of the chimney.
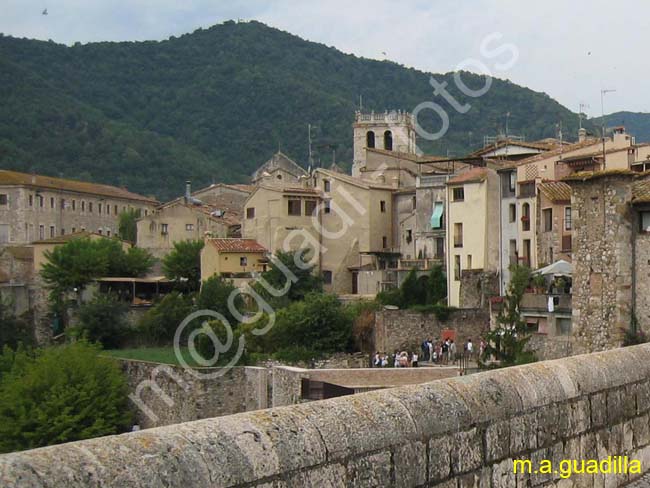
[578,128,587,143]
[185,180,191,203]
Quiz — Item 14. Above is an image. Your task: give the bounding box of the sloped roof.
[251,152,308,181]
[0,170,158,204]
[538,181,572,203]
[207,238,267,253]
[468,138,564,158]
[633,178,650,203]
[315,168,396,190]
[447,167,489,185]
[516,139,602,166]
[365,147,447,164]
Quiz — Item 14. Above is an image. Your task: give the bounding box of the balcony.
[397,258,444,270]
[521,293,572,313]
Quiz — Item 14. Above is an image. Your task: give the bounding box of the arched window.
[366,131,375,148]
[384,130,393,151]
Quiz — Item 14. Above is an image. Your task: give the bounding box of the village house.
[200,238,268,288]
[250,152,309,187]
[0,169,158,245]
[446,166,501,308]
[136,181,247,259]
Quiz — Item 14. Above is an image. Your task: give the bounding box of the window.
[522,203,531,231]
[454,223,463,247]
[38,195,44,208]
[382,236,388,249]
[186,223,194,231]
[305,200,317,216]
[557,318,572,336]
[246,207,255,219]
[106,203,109,215]
[60,198,65,210]
[452,187,464,202]
[366,131,375,149]
[61,228,65,235]
[324,200,331,214]
[288,199,301,216]
[161,223,168,235]
[107,230,111,237]
[98,203,102,214]
[0,224,9,243]
[509,203,516,223]
[322,270,333,285]
[0,194,6,205]
[543,208,553,232]
[519,182,536,198]
[641,212,650,233]
[412,196,417,210]
[509,239,518,265]
[323,180,331,192]
[97,229,102,235]
[565,207,572,231]
[39,225,44,240]
[114,205,118,215]
[454,255,461,281]
[509,172,516,192]
[406,229,412,243]
[240,256,248,267]
[88,202,93,213]
[81,201,85,212]
[50,197,55,209]
[435,237,444,258]
[380,200,386,213]
[276,174,282,180]
[467,255,472,270]
[29,195,33,207]
[49,225,55,238]
[72,227,76,233]
[384,130,393,151]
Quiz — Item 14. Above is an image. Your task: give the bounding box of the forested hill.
[592,112,650,143]
[1,20,592,200]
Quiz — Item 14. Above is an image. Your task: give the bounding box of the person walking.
[412,352,419,367]
[449,340,457,364]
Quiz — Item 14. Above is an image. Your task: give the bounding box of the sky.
[1,0,647,115]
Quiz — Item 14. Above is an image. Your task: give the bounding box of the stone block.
[633,413,650,448]
[509,412,538,454]
[393,441,426,487]
[634,381,650,415]
[450,428,483,475]
[457,467,491,488]
[567,398,591,436]
[346,451,392,487]
[590,392,608,428]
[491,458,515,488]
[537,403,569,448]
[283,464,346,488]
[484,419,510,462]
[428,435,452,482]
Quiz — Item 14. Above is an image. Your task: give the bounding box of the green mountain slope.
[592,112,650,143]
[0,21,595,199]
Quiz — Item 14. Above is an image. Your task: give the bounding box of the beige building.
[200,238,267,287]
[0,170,158,245]
[446,167,500,308]
[137,182,248,259]
[250,152,308,187]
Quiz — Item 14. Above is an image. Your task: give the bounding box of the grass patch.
[102,347,200,366]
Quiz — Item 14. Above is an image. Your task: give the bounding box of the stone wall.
[567,173,635,353]
[117,359,269,429]
[373,308,490,353]
[459,269,499,309]
[5,343,650,487]
[527,333,575,361]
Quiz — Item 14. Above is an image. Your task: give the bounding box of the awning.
[431,202,444,229]
[533,260,573,277]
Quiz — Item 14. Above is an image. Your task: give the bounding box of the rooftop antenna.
[359,94,363,112]
[578,102,590,130]
[601,88,616,170]
[504,112,510,158]
[308,124,317,173]
[557,120,563,156]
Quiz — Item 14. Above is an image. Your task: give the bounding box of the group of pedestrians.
[372,351,420,368]
[373,337,486,368]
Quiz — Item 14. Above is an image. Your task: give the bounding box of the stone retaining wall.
[374,308,490,353]
[117,359,269,429]
[4,344,650,487]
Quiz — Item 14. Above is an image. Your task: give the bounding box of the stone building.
[536,181,573,266]
[250,152,308,187]
[136,182,247,259]
[564,170,650,353]
[0,169,158,245]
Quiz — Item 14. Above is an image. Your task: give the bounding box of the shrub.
[0,342,132,453]
[196,275,242,324]
[0,297,34,350]
[73,294,129,348]
[376,287,402,307]
[162,240,204,292]
[138,292,194,344]
[194,319,248,366]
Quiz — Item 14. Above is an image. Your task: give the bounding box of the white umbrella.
[534,259,573,277]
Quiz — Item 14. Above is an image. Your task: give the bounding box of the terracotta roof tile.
[447,167,489,185]
[538,181,572,203]
[207,238,267,253]
[0,170,158,204]
[633,178,650,203]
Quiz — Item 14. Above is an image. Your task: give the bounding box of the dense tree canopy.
[0,21,595,200]
[162,240,204,292]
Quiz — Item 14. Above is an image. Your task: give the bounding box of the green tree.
[117,208,140,243]
[263,293,352,355]
[0,297,34,351]
[162,240,204,292]
[196,275,242,324]
[427,265,447,304]
[254,250,322,308]
[73,294,129,348]
[137,292,194,344]
[0,342,132,453]
[481,265,537,368]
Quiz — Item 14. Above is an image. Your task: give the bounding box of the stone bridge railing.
[3,344,650,487]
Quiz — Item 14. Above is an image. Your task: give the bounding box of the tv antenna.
[578,102,590,129]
